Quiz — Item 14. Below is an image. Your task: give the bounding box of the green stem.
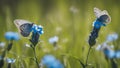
[85,46,91,67]
[31,46,40,68]
[2,40,13,57]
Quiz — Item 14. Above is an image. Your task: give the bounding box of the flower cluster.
[6,58,16,64]
[100,43,120,59]
[29,24,44,68]
[0,42,5,48]
[0,32,20,68]
[106,33,118,42]
[100,43,115,58]
[96,33,120,59]
[4,32,20,51]
[32,24,44,34]
[41,55,64,68]
[96,33,118,51]
[6,58,16,68]
[88,27,100,46]
[5,32,20,41]
[48,36,59,50]
[29,24,44,46]
[49,36,59,44]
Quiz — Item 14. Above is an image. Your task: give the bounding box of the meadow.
[0,0,120,68]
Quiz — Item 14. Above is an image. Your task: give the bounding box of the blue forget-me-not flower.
[30,24,44,46]
[5,32,20,40]
[103,47,115,59]
[6,58,16,64]
[99,43,120,59]
[41,55,64,68]
[115,50,120,58]
[106,33,118,42]
[49,36,59,44]
[99,43,115,59]
[31,24,44,34]
[48,60,64,68]
[48,36,59,50]
[103,48,120,59]
[41,55,56,65]
[0,42,5,48]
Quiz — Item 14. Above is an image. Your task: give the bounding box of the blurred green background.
[0,0,120,68]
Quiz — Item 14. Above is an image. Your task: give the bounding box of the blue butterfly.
[88,8,111,46]
[93,7,111,29]
[14,19,33,37]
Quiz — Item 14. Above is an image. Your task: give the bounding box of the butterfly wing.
[14,19,33,37]
[20,23,33,37]
[101,10,111,23]
[94,7,102,18]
